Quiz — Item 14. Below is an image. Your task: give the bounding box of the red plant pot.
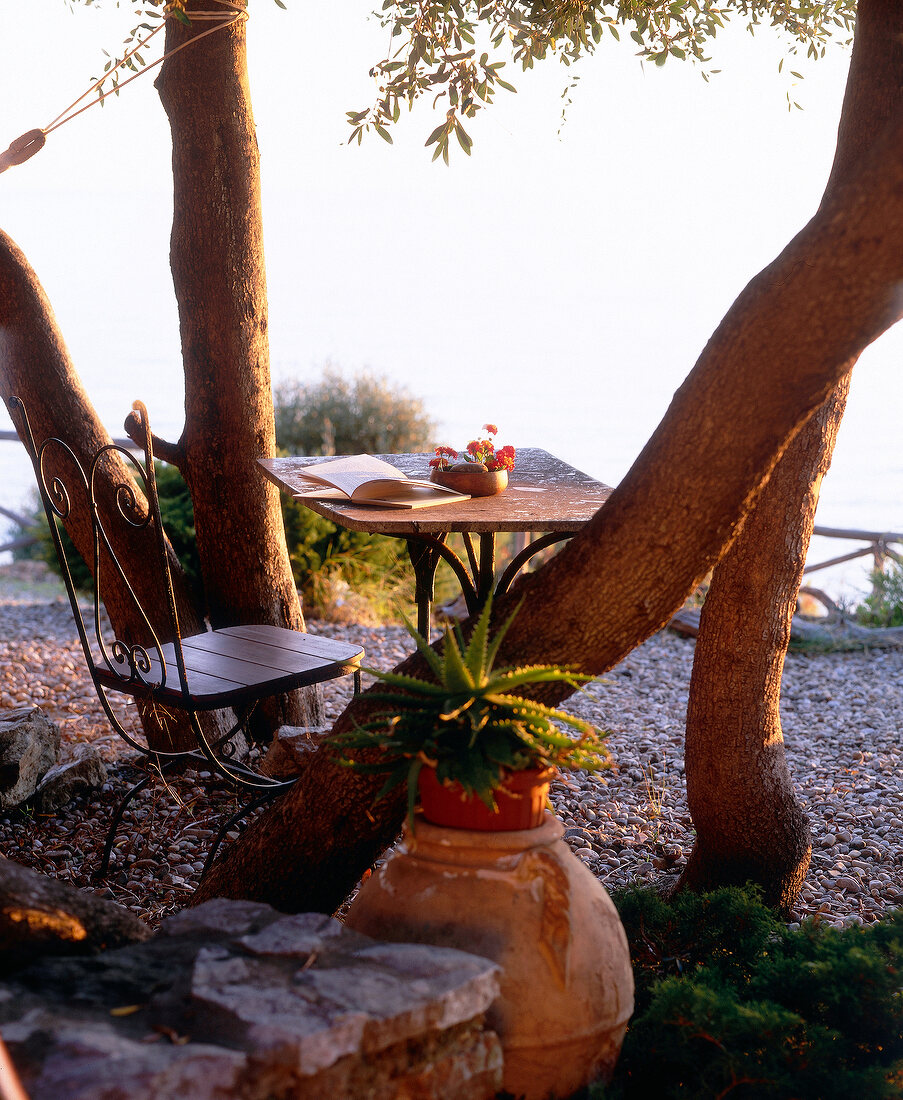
[417,765,555,831]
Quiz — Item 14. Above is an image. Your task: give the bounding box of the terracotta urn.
[430,466,508,497]
[345,813,634,1099]
[417,765,555,831]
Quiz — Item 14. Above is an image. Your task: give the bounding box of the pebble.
[2,561,903,930]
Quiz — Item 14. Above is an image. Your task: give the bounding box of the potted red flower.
[428,423,516,497]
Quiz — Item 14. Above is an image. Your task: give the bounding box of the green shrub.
[613,884,786,1016]
[10,490,47,564]
[280,495,411,620]
[19,365,438,623]
[856,562,903,628]
[274,367,435,457]
[18,455,413,622]
[603,885,903,1099]
[151,461,203,594]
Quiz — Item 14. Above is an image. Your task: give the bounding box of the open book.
[290,454,470,510]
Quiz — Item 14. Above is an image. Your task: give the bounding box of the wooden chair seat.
[94,625,363,709]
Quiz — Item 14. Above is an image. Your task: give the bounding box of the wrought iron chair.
[10,396,364,876]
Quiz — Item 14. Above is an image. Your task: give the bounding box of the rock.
[0,854,150,972]
[1,1009,249,1100]
[0,707,60,809]
[34,743,106,812]
[259,725,330,779]
[160,897,279,939]
[0,898,503,1100]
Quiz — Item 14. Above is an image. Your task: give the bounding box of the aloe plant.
[329,595,610,823]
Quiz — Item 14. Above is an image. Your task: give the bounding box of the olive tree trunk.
[153,0,314,728]
[677,0,903,912]
[679,380,850,912]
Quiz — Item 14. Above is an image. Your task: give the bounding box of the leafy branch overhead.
[69,0,855,161]
[349,0,856,161]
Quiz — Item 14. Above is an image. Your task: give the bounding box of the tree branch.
[123,408,184,468]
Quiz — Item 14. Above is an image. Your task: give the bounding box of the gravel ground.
[1,560,902,931]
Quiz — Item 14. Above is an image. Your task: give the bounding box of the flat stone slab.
[0,898,503,1099]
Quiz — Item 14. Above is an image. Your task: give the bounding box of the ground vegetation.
[604,885,903,1098]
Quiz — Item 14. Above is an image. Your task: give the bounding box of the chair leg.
[189,708,294,792]
[200,789,280,878]
[95,764,160,880]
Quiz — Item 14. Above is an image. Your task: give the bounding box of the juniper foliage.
[604,885,903,1099]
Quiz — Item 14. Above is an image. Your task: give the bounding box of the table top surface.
[258,448,613,535]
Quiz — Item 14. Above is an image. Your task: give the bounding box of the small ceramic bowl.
[430,468,508,497]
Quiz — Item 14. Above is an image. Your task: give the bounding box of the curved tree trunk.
[678,0,903,913]
[155,0,315,728]
[197,0,903,912]
[0,231,204,751]
[679,379,850,912]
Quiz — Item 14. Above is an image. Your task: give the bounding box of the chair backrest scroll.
[10,397,192,703]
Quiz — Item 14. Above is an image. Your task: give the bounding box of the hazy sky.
[2,2,901,593]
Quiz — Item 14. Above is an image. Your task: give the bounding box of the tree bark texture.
[0,231,204,751]
[155,0,314,728]
[197,0,903,914]
[679,379,850,912]
[677,0,903,912]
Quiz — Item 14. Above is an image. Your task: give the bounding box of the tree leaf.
[455,121,473,154]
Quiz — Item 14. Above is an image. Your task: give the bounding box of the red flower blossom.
[430,425,515,474]
[432,445,459,471]
[489,444,516,472]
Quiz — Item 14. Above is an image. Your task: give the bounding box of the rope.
[0,0,248,176]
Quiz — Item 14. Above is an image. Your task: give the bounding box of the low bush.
[274,367,435,457]
[280,495,411,621]
[856,562,903,628]
[15,364,436,621]
[18,462,412,621]
[600,885,903,1099]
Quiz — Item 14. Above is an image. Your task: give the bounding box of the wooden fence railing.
[798,526,903,615]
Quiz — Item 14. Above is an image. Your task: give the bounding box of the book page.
[293,454,406,497]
